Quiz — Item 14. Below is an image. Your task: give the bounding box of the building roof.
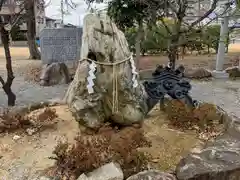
[45,16,56,21]
[64,23,76,27]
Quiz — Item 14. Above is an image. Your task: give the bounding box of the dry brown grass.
[139,102,225,171]
[165,100,224,134]
[226,67,240,78]
[0,106,58,133]
[49,125,150,179]
[21,62,42,82]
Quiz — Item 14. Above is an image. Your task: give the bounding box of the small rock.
[13,135,21,141]
[77,173,89,180]
[184,68,212,79]
[126,170,177,180]
[225,66,240,78]
[26,128,38,135]
[39,176,52,180]
[40,63,70,86]
[88,162,123,180]
[77,162,124,180]
[151,159,159,163]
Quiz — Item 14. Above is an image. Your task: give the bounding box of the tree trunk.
[168,36,179,70]
[0,27,16,106]
[181,46,186,60]
[24,0,41,60]
[135,20,143,69]
[168,45,178,70]
[64,14,150,130]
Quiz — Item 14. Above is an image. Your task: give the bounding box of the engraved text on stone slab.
[40,28,82,64]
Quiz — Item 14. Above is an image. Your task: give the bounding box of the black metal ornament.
[143,64,198,110]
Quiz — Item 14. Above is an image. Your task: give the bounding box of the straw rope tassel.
[112,64,119,113]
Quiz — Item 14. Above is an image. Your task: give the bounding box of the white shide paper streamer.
[129,55,138,88]
[86,61,97,94]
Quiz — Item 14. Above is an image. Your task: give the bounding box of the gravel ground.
[190,80,240,118]
[0,68,239,118]
[0,76,69,107]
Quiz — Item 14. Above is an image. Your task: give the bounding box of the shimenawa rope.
[79,55,137,114]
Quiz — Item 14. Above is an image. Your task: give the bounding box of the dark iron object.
[143,65,198,109]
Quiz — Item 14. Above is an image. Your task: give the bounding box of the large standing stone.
[40,28,82,64]
[64,13,148,129]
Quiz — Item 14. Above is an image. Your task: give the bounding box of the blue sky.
[45,0,106,26]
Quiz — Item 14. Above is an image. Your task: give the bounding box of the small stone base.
[212,70,229,79]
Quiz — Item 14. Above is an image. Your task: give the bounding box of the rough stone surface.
[126,170,177,180]
[64,13,148,129]
[40,28,82,64]
[139,67,213,80]
[77,174,89,180]
[39,63,71,86]
[176,127,240,180]
[38,176,52,180]
[184,68,212,79]
[77,162,123,180]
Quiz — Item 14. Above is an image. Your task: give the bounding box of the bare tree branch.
[0,15,16,105]
[188,0,218,29]
[0,76,4,85]
[64,0,77,10]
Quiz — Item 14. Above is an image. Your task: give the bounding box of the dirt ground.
[0,106,80,179]
[138,44,240,70]
[0,105,204,179]
[141,106,204,171]
[0,47,38,74]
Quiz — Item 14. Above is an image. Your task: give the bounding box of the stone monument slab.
[40,28,82,64]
